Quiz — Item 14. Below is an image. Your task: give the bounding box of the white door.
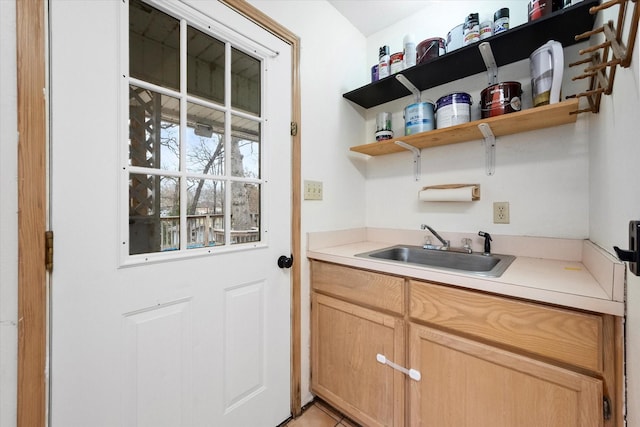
[49,1,292,426]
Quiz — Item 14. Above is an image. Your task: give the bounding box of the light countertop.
[307,228,625,316]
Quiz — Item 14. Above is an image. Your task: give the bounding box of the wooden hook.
[579,41,612,55]
[575,25,605,41]
[590,0,625,14]
[572,72,597,81]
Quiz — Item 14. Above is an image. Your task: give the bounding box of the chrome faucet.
[421,224,449,249]
[421,224,473,254]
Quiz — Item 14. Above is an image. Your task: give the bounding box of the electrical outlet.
[304,180,323,200]
[493,201,510,224]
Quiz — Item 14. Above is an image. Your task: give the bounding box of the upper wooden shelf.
[350,98,579,156]
[343,0,599,109]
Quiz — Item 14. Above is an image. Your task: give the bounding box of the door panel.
[49,1,291,426]
[123,299,194,427]
[224,280,266,410]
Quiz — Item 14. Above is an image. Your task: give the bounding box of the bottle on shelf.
[378,45,390,79]
[403,34,416,69]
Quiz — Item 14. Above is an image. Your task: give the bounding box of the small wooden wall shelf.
[350,98,579,157]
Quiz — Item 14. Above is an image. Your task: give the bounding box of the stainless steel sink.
[355,245,515,277]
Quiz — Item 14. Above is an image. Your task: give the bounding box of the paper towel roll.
[419,185,478,202]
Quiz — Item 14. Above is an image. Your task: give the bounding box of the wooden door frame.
[16,0,47,425]
[16,0,303,425]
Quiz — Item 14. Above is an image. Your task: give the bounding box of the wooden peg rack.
[570,0,639,114]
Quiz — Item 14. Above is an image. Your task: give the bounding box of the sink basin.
[355,245,515,277]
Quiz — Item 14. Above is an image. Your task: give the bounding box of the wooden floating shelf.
[350,98,579,157]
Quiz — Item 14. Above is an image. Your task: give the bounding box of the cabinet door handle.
[376,353,421,381]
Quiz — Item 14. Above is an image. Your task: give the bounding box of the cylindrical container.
[390,52,404,74]
[494,8,510,34]
[564,0,583,7]
[375,112,393,141]
[403,34,417,68]
[435,92,472,129]
[463,13,480,46]
[480,82,523,118]
[446,24,464,52]
[417,38,445,64]
[480,21,493,39]
[371,64,379,82]
[404,102,435,135]
[528,0,551,22]
[378,45,390,79]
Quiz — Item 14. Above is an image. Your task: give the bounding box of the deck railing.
[160,214,259,251]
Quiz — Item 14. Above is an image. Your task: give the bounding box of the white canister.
[390,52,404,74]
[375,112,393,141]
[480,21,493,40]
[463,13,480,46]
[403,34,417,68]
[494,8,510,34]
[404,102,435,135]
[446,24,464,53]
[436,92,472,129]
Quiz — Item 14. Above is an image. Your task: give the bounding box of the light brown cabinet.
[310,260,622,427]
[310,261,405,426]
[312,293,405,426]
[409,324,602,426]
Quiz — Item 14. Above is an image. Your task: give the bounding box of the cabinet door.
[409,324,603,427]
[312,293,405,427]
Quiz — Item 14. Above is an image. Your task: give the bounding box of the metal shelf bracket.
[478,123,496,176]
[479,42,499,86]
[395,73,421,103]
[395,140,421,181]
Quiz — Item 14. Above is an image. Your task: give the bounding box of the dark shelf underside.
[343,0,599,109]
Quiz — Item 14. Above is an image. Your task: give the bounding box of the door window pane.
[187,26,225,105]
[231,47,261,115]
[186,102,225,175]
[230,183,260,245]
[231,115,260,178]
[129,0,180,90]
[129,85,180,171]
[129,174,180,254]
[127,1,265,258]
[187,178,225,248]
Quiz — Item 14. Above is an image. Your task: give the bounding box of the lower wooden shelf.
[350,98,579,157]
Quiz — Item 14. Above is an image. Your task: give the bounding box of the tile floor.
[279,400,361,427]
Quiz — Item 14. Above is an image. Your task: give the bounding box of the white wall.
[587,4,640,426]
[247,0,367,406]
[0,1,18,426]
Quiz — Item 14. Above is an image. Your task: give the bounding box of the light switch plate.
[304,180,323,200]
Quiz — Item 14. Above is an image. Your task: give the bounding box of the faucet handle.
[461,238,473,253]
